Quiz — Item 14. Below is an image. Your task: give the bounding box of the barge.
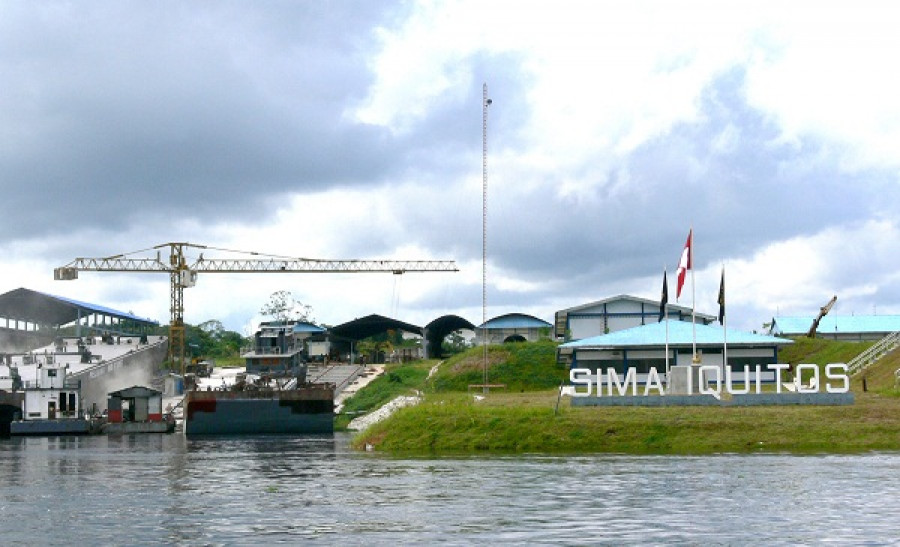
[183,385,333,435]
[183,321,334,436]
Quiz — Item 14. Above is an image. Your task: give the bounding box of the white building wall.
[603,300,640,314]
[566,300,660,340]
[607,315,640,332]
[569,317,605,340]
[573,347,779,384]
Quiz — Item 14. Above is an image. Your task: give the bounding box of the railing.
[240,346,302,356]
[847,331,900,376]
[69,337,167,379]
[307,364,363,393]
[334,366,363,393]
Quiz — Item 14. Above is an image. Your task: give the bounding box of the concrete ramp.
[307,364,364,394]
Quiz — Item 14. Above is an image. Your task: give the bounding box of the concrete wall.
[69,340,168,414]
[0,328,54,354]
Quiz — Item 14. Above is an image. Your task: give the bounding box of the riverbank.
[346,339,900,455]
[352,389,900,454]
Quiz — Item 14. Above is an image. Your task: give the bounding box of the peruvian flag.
[676,229,692,299]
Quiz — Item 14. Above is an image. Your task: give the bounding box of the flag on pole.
[717,267,725,324]
[659,269,668,321]
[676,229,692,299]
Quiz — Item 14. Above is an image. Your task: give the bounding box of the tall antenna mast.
[482,82,492,394]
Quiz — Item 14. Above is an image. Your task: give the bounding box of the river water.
[1,433,898,545]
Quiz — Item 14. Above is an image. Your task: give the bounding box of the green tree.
[357,336,396,363]
[260,290,314,324]
[186,320,247,359]
[441,329,471,355]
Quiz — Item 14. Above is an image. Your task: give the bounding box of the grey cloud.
[0,2,403,238]
[425,69,890,282]
[398,68,900,321]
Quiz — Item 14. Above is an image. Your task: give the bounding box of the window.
[728,356,772,371]
[625,358,666,374]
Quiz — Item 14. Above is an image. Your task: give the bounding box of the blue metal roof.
[0,288,158,326]
[42,291,158,324]
[293,322,325,334]
[479,313,552,330]
[560,319,792,348]
[773,315,900,335]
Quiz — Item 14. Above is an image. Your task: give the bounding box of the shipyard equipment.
[55,242,458,374]
[807,295,838,338]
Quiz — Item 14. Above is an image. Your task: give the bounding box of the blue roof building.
[559,320,793,384]
[770,315,900,341]
[477,313,552,344]
[291,322,327,335]
[0,287,159,351]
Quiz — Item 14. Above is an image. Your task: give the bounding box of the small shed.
[107,386,163,423]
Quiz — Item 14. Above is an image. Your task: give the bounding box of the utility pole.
[482,82,492,395]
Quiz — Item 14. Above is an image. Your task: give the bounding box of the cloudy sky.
[2,1,899,335]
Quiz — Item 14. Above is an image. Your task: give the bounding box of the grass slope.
[348,339,900,454]
[353,391,900,454]
[430,341,566,392]
[335,360,435,430]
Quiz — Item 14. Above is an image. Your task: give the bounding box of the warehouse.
[554,294,715,342]
[476,313,552,345]
[769,315,900,341]
[559,319,793,385]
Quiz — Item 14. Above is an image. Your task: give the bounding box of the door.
[48,401,56,420]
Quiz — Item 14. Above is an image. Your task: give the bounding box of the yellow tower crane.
[54,242,458,374]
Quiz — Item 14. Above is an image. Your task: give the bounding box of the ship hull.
[10,418,94,436]
[183,386,334,436]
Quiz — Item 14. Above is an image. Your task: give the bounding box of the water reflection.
[0,434,899,544]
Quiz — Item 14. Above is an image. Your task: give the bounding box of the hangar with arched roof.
[476,313,552,345]
[425,315,476,358]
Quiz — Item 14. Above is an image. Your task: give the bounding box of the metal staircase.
[847,331,900,376]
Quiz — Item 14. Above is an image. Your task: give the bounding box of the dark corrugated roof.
[109,386,162,398]
[0,287,158,327]
[329,314,422,341]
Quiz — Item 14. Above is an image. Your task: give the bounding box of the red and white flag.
[676,229,692,299]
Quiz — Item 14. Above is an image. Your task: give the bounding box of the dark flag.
[659,269,668,321]
[717,267,725,325]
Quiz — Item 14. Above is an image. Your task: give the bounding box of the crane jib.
[53,243,458,370]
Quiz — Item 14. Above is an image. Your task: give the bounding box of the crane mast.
[55,242,458,374]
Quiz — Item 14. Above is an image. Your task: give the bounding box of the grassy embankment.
[347,338,900,455]
[334,359,436,430]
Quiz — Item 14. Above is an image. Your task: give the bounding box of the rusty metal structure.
[807,295,838,338]
[55,242,458,374]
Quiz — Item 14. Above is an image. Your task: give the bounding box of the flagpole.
[664,267,670,376]
[691,227,696,362]
[723,307,728,381]
[720,265,727,383]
